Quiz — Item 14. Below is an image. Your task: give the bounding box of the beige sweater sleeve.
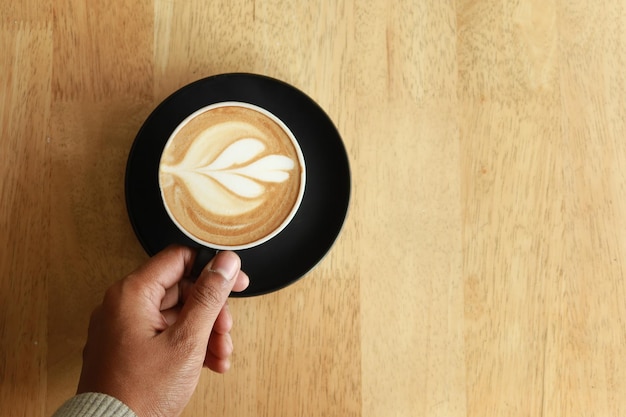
[51,393,137,417]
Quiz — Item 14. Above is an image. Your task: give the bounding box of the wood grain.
[0,19,52,416]
[459,1,626,416]
[1,1,626,416]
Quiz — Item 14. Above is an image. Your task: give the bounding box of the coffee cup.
[158,101,306,251]
[126,73,350,295]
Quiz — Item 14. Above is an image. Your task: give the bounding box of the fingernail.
[210,252,239,281]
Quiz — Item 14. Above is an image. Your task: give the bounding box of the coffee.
[158,102,305,249]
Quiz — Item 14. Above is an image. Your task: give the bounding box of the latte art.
[161,137,295,215]
[159,103,305,248]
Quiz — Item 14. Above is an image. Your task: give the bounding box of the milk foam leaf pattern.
[179,125,265,168]
[177,171,263,216]
[204,171,265,198]
[194,138,295,197]
[163,137,296,215]
[232,155,294,182]
[205,138,265,170]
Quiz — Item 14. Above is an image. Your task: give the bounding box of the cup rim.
[158,101,307,251]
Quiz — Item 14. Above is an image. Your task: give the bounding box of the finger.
[130,244,195,287]
[163,290,233,331]
[169,251,240,344]
[125,245,195,307]
[160,306,182,327]
[212,304,233,335]
[203,352,231,373]
[166,254,249,311]
[208,331,233,359]
[232,270,250,293]
[175,271,248,306]
[160,285,180,311]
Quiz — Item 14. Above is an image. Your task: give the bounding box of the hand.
[76,245,249,417]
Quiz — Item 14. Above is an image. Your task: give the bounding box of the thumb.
[172,251,240,343]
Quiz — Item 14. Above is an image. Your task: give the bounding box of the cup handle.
[190,247,219,282]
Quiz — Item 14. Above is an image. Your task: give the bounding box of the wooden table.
[2,1,625,416]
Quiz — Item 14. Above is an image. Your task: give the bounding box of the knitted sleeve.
[51,393,137,417]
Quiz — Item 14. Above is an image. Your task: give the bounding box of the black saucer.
[125,73,351,296]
